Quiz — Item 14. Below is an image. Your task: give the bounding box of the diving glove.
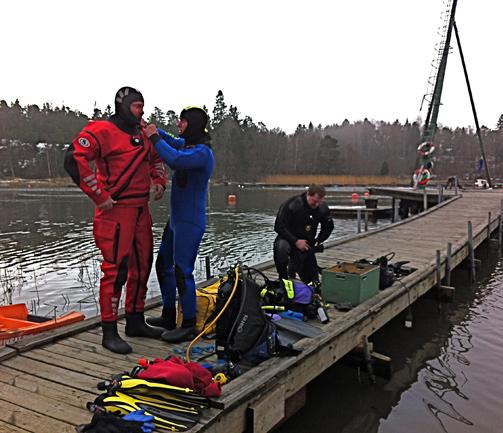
[123,409,155,433]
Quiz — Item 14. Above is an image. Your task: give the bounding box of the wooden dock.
[1,190,502,433]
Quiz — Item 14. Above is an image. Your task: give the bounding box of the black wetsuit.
[273,193,334,282]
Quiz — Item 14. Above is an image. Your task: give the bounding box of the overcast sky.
[1,0,502,133]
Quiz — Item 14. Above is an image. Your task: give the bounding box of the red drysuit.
[66,120,167,320]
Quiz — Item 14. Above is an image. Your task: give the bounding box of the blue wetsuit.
[151,129,214,320]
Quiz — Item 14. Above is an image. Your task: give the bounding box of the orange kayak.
[0,303,85,345]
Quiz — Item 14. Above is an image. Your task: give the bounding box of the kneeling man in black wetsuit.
[273,184,334,283]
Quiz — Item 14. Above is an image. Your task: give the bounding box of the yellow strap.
[282,279,295,299]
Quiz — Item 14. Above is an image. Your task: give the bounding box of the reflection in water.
[0,186,383,318]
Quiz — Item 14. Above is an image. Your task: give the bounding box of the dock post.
[423,189,428,211]
[437,184,443,203]
[446,242,452,286]
[394,200,399,222]
[454,176,459,195]
[357,209,362,233]
[499,199,503,248]
[488,212,492,241]
[364,210,369,232]
[205,256,211,279]
[436,250,441,289]
[468,221,476,282]
[391,197,396,223]
[362,336,376,384]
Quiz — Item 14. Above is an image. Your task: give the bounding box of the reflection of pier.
[0,190,502,433]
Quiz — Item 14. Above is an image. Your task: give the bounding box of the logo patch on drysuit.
[78,137,90,148]
[305,225,312,232]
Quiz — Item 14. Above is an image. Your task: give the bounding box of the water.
[0,185,380,317]
[275,246,503,433]
[3,186,501,432]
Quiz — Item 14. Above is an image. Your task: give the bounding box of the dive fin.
[93,391,200,431]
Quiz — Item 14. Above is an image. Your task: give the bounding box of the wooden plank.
[20,347,119,378]
[0,381,90,425]
[0,364,97,407]
[43,342,134,372]
[247,384,285,433]
[58,336,144,365]
[0,346,17,361]
[0,420,31,433]
[72,330,171,359]
[0,398,76,433]
[2,356,99,391]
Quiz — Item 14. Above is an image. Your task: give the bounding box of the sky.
[1,0,502,134]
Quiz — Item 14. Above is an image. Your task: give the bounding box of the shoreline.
[0,176,411,189]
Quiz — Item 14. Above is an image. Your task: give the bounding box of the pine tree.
[211,90,227,129]
[496,114,503,130]
[318,134,340,174]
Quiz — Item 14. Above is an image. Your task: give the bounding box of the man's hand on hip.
[97,197,116,211]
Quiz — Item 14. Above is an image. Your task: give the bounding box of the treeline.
[1,92,502,181]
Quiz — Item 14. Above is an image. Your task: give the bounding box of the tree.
[380,161,389,176]
[229,105,240,125]
[147,107,167,127]
[317,134,340,174]
[496,114,503,130]
[211,90,227,129]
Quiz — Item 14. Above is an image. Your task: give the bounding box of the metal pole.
[423,189,428,211]
[453,22,492,188]
[391,197,396,223]
[436,250,441,289]
[357,209,362,233]
[205,256,211,279]
[437,184,442,204]
[468,221,476,282]
[364,210,369,232]
[446,242,452,286]
[454,176,459,196]
[394,200,399,222]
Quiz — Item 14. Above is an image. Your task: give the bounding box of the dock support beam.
[423,189,428,211]
[446,242,452,286]
[362,335,376,384]
[436,249,454,301]
[454,176,459,195]
[468,221,476,282]
[391,197,396,223]
[357,209,362,233]
[364,211,369,232]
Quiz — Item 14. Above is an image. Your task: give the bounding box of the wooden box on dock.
[321,262,379,306]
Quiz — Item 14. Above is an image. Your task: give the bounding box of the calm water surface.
[0,185,379,316]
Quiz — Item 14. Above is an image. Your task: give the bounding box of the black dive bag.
[214,266,296,365]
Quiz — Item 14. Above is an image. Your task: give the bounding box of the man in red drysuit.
[64,86,167,354]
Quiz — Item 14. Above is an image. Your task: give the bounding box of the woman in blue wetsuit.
[144,107,214,342]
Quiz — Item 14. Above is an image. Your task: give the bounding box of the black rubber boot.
[146,307,176,330]
[161,318,197,343]
[125,312,163,339]
[101,321,132,354]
